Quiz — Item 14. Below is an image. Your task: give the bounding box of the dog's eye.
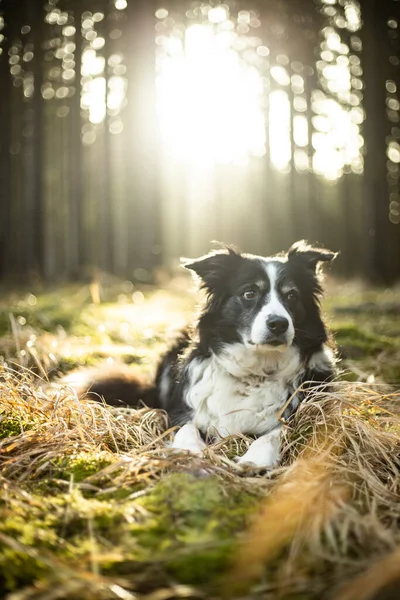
[243,289,257,301]
[286,291,298,303]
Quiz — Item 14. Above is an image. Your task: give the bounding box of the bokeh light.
[312,16,364,180]
[39,5,127,135]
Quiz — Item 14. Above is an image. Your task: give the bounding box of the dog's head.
[185,241,337,356]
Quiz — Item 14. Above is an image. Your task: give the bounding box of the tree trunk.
[0,1,13,278]
[68,0,84,276]
[126,0,160,274]
[26,0,45,279]
[362,0,399,282]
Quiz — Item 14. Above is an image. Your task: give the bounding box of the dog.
[77,241,337,469]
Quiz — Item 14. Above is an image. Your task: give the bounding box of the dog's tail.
[63,330,191,410]
[63,365,160,409]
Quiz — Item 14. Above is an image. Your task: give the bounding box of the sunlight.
[156,8,267,166]
[269,90,291,172]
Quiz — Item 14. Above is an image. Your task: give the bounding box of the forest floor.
[0,275,400,600]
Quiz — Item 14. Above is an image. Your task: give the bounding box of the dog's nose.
[267,316,289,335]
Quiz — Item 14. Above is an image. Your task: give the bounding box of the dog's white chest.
[184,346,302,437]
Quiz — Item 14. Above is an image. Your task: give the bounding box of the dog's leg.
[172,423,206,455]
[236,426,282,469]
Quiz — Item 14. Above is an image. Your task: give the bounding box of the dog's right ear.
[288,240,338,273]
[183,248,240,292]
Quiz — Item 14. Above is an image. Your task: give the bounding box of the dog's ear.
[288,240,337,272]
[183,248,240,292]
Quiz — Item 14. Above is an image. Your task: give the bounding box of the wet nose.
[267,316,289,335]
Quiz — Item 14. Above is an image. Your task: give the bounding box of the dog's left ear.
[288,240,338,272]
[183,248,240,292]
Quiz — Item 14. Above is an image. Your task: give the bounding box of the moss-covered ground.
[0,275,399,599]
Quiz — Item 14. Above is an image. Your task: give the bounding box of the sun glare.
[156,8,267,167]
[269,90,291,172]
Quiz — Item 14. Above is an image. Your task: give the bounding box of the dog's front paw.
[236,431,281,470]
[172,423,206,455]
[236,451,278,470]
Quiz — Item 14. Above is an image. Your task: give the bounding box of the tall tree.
[362,0,400,281]
[68,0,84,276]
[0,0,12,278]
[126,0,160,273]
[27,0,45,279]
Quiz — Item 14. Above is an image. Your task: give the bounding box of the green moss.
[58,490,127,538]
[330,319,400,383]
[52,354,99,375]
[0,415,24,438]
[0,285,105,340]
[337,370,359,382]
[95,483,145,501]
[379,363,400,384]
[51,452,115,483]
[0,303,78,336]
[332,322,397,359]
[168,545,234,585]
[0,488,129,591]
[130,473,259,585]
[30,452,118,496]
[0,413,34,438]
[1,512,59,547]
[0,549,49,591]
[0,494,61,590]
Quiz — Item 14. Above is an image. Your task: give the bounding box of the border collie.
[79,241,337,469]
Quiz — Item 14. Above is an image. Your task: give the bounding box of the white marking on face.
[250,262,295,348]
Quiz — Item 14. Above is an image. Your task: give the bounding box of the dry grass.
[0,279,400,598]
[1,364,400,599]
[224,384,400,598]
